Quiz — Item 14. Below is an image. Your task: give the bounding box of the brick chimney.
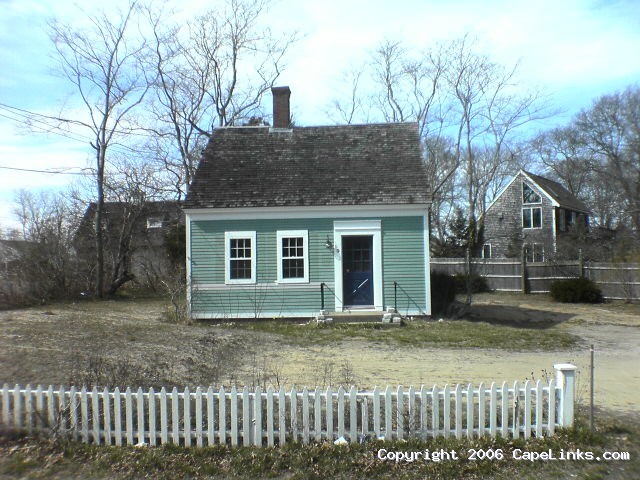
[271,86,291,128]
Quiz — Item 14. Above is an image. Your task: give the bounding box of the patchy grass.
[236,319,580,351]
[0,409,637,479]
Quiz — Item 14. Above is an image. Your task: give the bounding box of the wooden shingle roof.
[184,122,429,209]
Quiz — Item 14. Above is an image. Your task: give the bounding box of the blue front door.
[342,235,374,306]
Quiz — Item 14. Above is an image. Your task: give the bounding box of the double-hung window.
[522,207,542,229]
[277,230,309,283]
[225,231,256,284]
[522,182,542,229]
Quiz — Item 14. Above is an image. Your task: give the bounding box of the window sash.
[277,230,309,283]
[522,207,542,228]
[225,231,256,284]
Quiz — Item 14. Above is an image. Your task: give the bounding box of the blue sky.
[1,0,639,230]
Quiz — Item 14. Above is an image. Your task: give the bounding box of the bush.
[430,272,457,315]
[550,277,603,303]
[453,273,490,294]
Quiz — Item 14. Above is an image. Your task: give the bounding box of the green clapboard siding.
[190,216,428,318]
[381,216,427,315]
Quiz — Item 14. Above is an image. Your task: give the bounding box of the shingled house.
[482,170,590,261]
[183,87,431,319]
[75,201,184,289]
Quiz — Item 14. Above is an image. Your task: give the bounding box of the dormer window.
[522,182,541,204]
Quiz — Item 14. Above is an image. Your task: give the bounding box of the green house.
[184,87,431,319]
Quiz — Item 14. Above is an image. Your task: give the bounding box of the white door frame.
[333,220,383,311]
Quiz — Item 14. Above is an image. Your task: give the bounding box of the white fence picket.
[267,387,275,446]
[548,379,556,436]
[47,386,55,431]
[137,387,145,445]
[290,387,298,443]
[314,387,321,442]
[230,386,238,447]
[207,387,215,446]
[302,387,310,444]
[443,385,450,438]
[195,387,202,447]
[279,387,286,445]
[35,386,44,429]
[466,383,474,439]
[500,382,509,438]
[512,381,520,438]
[125,388,134,445]
[183,387,191,447]
[384,386,392,441]
[489,383,497,437]
[69,386,78,438]
[535,380,543,438]
[80,387,89,443]
[361,395,368,437]
[349,387,356,442]
[337,386,344,439]
[419,386,427,438]
[408,386,415,436]
[160,387,168,445]
[218,386,226,445]
[149,388,156,446]
[523,380,532,440]
[58,385,67,433]
[396,386,404,440]
[1,384,9,428]
[454,384,462,439]
[102,388,110,445]
[372,387,380,438]
[325,387,333,441]
[478,383,486,437]
[254,386,262,447]
[93,387,101,444]
[24,385,32,432]
[431,385,439,439]
[242,386,250,447]
[171,388,179,445]
[113,387,122,446]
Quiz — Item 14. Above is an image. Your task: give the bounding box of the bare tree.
[145,0,298,197]
[329,35,548,264]
[10,190,85,301]
[49,1,153,297]
[576,86,640,233]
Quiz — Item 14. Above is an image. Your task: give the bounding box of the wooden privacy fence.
[431,258,640,300]
[1,365,577,447]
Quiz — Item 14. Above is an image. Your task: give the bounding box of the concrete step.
[315,310,403,324]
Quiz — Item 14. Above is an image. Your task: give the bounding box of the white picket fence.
[1,364,577,447]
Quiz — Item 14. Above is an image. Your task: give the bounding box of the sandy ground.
[1,294,638,414]
[271,294,640,413]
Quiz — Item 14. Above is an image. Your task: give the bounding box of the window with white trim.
[225,231,256,284]
[522,182,541,203]
[277,230,309,283]
[522,207,542,229]
[482,243,492,259]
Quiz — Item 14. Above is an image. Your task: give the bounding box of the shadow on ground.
[464,304,575,328]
